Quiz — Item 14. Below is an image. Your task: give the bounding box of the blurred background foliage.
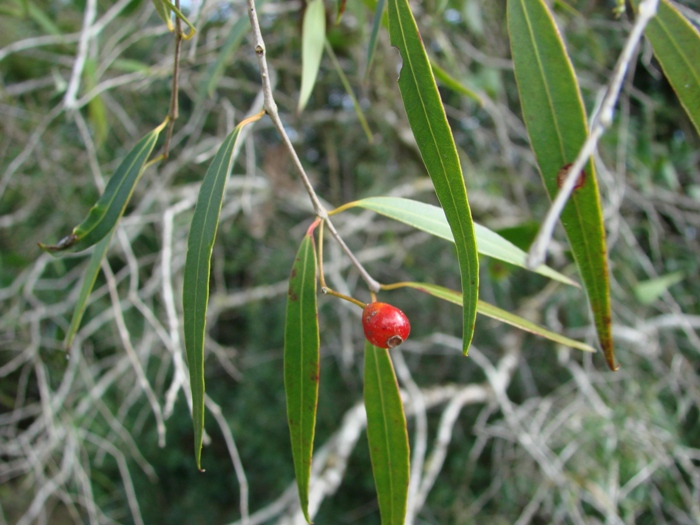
[1,0,700,523]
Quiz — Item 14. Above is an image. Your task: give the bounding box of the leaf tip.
[38,233,78,253]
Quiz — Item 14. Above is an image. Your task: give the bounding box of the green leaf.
[284,229,320,524]
[152,0,197,38]
[298,0,326,112]
[631,0,700,136]
[634,272,684,305]
[345,197,577,287]
[182,121,249,471]
[401,282,596,353]
[324,39,373,142]
[365,0,387,79]
[388,0,479,354]
[364,342,410,525]
[508,0,616,369]
[430,59,482,104]
[64,226,115,350]
[151,0,173,30]
[39,119,167,254]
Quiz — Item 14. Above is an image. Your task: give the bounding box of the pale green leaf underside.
[298,0,326,112]
[403,282,595,353]
[351,197,577,287]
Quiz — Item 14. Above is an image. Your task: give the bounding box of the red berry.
[362,302,411,349]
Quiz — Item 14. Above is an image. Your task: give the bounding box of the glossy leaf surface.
[632,0,700,136]
[508,0,615,369]
[299,0,326,112]
[284,231,320,524]
[402,282,595,353]
[39,120,166,254]
[388,0,479,354]
[348,196,577,286]
[364,342,409,525]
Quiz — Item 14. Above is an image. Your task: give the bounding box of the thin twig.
[526,0,659,268]
[163,0,184,159]
[245,0,381,292]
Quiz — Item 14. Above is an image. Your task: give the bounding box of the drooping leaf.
[64,226,115,350]
[364,342,410,525]
[388,0,479,354]
[325,39,373,142]
[345,197,577,286]
[401,282,596,353]
[365,0,387,79]
[151,0,174,30]
[183,113,262,470]
[508,0,616,369]
[284,226,320,524]
[150,0,197,38]
[336,0,347,24]
[39,119,168,254]
[631,0,700,136]
[431,59,482,104]
[298,0,326,112]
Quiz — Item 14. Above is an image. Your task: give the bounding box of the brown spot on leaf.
[557,163,586,191]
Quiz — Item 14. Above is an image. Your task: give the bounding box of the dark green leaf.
[39,120,167,254]
[284,229,320,524]
[364,342,409,525]
[182,122,247,471]
[632,0,700,136]
[508,0,616,369]
[388,0,479,354]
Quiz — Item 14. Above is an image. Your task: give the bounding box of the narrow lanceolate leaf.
[151,0,174,30]
[365,0,387,79]
[431,60,482,104]
[346,197,577,287]
[508,0,616,369]
[298,0,326,112]
[402,282,596,353]
[39,119,167,254]
[364,342,410,525]
[388,0,479,354]
[63,226,116,350]
[284,228,320,524]
[183,114,261,470]
[631,0,700,136]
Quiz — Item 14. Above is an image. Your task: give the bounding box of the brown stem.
[162,0,183,160]
[245,0,381,293]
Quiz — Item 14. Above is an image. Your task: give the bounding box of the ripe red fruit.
[362,302,411,349]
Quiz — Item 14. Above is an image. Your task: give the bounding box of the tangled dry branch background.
[1,0,700,523]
